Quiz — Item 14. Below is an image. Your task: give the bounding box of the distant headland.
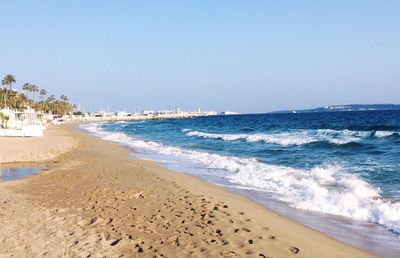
[272,104,400,113]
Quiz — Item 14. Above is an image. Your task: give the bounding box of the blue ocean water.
[81,110,400,248]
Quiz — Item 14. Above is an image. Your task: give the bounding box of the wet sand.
[0,125,375,257]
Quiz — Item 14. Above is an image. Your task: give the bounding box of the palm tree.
[46,95,55,114]
[39,89,47,112]
[1,74,16,109]
[47,94,55,104]
[7,90,18,110]
[59,95,70,115]
[39,89,47,99]
[22,82,30,96]
[31,84,39,103]
[22,82,32,108]
[22,82,39,107]
[60,95,69,102]
[15,92,28,110]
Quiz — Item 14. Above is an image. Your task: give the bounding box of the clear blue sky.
[0,1,399,113]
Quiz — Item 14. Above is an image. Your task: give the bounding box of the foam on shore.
[81,123,400,234]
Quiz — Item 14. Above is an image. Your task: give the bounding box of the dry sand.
[0,125,77,164]
[0,126,375,257]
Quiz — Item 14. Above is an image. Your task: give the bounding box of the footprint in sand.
[290,246,300,254]
[134,244,144,253]
[221,250,237,256]
[110,238,122,246]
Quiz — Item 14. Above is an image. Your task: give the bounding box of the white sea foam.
[80,123,400,234]
[184,129,397,146]
[375,131,398,138]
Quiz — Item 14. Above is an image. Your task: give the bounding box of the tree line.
[1,74,75,115]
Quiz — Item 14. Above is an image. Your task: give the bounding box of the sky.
[0,1,399,113]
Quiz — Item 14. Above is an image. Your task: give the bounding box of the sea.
[80,110,400,257]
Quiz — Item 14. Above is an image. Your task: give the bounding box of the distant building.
[220,111,240,115]
[116,111,131,117]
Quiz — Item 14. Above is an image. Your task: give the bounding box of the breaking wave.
[374,131,399,138]
[183,129,398,146]
[81,123,400,234]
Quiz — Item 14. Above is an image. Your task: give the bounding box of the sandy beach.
[0,125,77,164]
[0,125,375,257]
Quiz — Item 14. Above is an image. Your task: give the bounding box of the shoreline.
[84,121,400,257]
[0,125,375,257]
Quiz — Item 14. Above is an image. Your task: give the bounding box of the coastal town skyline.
[3,73,399,115]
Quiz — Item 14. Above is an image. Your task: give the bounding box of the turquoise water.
[81,110,400,256]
